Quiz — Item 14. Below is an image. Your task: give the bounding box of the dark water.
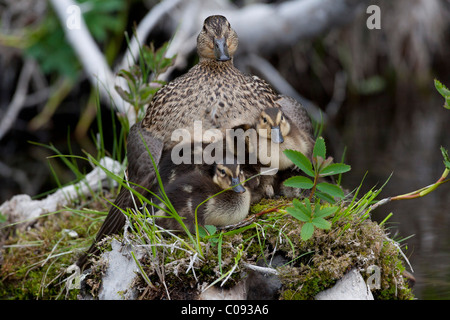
[332,87,450,299]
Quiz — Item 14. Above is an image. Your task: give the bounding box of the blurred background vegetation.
[0,0,449,299]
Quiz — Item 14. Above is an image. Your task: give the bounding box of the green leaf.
[283,176,314,189]
[315,206,339,218]
[313,137,326,159]
[301,222,315,240]
[316,182,345,199]
[312,217,331,230]
[197,226,209,238]
[286,207,310,222]
[435,79,450,109]
[315,191,335,203]
[283,149,314,177]
[441,146,450,170]
[204,225,217,236]
[319,163,351,176]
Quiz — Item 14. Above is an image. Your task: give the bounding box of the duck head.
[256,108,291,144]
[197,15,238,62]
[213,163,246,193]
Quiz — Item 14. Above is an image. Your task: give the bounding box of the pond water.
[333,87,450,299]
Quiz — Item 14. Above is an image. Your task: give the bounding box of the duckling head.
[256,108,291,144]
[213,163,246,193]
[197,15,238,62]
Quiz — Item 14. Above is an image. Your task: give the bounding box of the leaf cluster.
[283,137,351,201]
[282,137,351,240]
[286,199,338,240]
[115,41,175,122]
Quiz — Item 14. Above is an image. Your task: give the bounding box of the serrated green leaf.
[301,222,314,240]
[319,163,351,176]
[203,225,217,236]
[313,137,326,159]
[283,176,314,189]
[435,79,450,109]
[441,146,450,169]
[315,191,335,203]
[286,206,310,222]
[312,217,331,230]
[292,198,303,209]
[316,182,345,199]
[315,206,339,218]
[283,149,314,177]
[435,79,450,96]
[198,226,209,238]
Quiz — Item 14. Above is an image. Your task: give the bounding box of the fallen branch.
[0,157,123,229]
[49,0,134,123]
[240,53,324,124]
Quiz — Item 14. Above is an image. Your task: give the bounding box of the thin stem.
[309,173,319,202]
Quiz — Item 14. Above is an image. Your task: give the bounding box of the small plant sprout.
[283,137,351,202]
[282,137,351,240]
[286,198,338,240]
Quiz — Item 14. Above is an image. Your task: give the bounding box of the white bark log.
[49,0,135,124]
[0,157,123,229]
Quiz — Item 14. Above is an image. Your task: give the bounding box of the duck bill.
[231,177,245,193]
[271,126,284,144]
[214,37,231,61]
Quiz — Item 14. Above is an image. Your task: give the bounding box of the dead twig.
[218,203,287,231]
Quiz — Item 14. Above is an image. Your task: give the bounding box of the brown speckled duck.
[77,15,311,268]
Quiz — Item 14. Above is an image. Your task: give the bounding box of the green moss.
[1,193,415,300]
[0,202,105,300]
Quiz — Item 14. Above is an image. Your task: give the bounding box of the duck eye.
[281,115,284,121]
[263,117,267,123]
[220,169,226,175]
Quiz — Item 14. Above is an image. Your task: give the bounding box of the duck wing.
[77,122,163,269]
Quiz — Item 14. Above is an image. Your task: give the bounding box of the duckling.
[154,162,251,233]
[76,140,225,269]
[240,162,276,204]
[252,107,314,171]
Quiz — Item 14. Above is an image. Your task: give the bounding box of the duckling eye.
[262,117,267,123]
[220,169,226,175]
[281,115,284,121]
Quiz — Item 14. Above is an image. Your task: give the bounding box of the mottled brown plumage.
[77,15,304,269]
[155,161,250,233]
[141,16,279,145]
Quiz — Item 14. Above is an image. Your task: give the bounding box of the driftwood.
[0,157,122,229]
